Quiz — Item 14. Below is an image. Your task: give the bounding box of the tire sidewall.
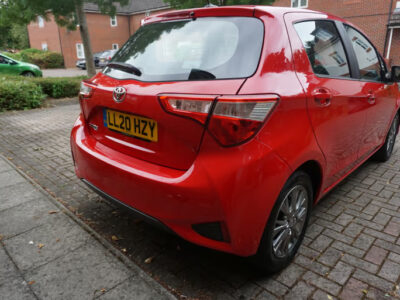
[254,171,313,273]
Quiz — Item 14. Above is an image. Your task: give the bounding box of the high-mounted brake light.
[79,81,96,98]
[209,95,278,146]
[159,94,278,146]
[159,94,216,124]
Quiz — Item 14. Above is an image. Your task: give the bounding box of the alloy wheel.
[272,185,309,258]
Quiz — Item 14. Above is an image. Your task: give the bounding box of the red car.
[71,6,400,273]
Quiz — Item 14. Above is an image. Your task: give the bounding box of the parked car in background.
[76,50,117,70]
[76,51,101,70]
[98,50,117,68]
[71,6,400,273]
[0,53,42,77]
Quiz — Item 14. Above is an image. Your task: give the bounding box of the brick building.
[27,0,170,68]
[273,0,400,65]
[28,0,400,68]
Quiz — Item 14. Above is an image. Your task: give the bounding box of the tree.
[168,0,276,9]
[0,0,128,77]
[0,23,29,50]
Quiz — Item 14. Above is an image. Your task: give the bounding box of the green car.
[0,53,42,77]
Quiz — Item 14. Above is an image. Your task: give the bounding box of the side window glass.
[294,20,351,78]
[0,56,6,64]
[345,25,382,81]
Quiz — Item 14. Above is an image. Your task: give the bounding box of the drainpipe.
[384,0,394,58]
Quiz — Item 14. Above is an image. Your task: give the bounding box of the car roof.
[144,5,346,25]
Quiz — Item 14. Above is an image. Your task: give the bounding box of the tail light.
[79,80,97,99]
[209,95,278,146]
[159,94,217,124]
[159,94,278,146]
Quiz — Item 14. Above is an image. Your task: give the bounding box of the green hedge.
[0,75,87,111]
[31,77,85,98]
[7,48,64,69]
[0,80,45,111]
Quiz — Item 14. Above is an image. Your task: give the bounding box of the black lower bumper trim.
[81,179,175,235]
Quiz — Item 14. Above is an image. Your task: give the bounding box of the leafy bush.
[6,48,64,69]
[0,75,87,111]
[0,80,45,111]
[31,77,85,98]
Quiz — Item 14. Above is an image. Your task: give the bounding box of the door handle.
[367,91,376,105]
[312,88,332,107]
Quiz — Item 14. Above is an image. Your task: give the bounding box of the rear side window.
[344,25,383,81]
[104,17,264,82]
[294,20,351,78]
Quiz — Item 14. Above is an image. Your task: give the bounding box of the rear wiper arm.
[107,62,142,76]
[188,68,216,80]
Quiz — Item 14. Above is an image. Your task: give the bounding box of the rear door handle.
[367,91,376,104]
[312,88,332,107]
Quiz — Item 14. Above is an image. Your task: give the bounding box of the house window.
[41,43,48,51]
[291,0,308,8]
[38,16,44,28]
[76,43,85,59]
[112,43,119,50]
[110,16,117,27]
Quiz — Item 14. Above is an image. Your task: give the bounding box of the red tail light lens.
[209,95,278,146]
[159,94,278,146]
[159,94,216,124]
[79,80,96,99]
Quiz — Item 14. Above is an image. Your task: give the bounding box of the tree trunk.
[75,0,96,77]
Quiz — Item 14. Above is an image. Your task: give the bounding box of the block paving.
[1,100,400,299]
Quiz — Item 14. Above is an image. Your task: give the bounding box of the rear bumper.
[70,114,291,256]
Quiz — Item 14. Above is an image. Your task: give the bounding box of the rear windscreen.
[103,17,264,82]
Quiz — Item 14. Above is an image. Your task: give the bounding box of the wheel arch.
[295,160,323,204]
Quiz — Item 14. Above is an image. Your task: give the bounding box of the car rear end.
[70,7,290,256]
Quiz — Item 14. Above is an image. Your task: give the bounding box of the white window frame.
[76,43,85,59]
[291,0,308,8]
[112,43,119,50]
[38,16,45,28]
[110,15,118,27]
[41,42,48,51]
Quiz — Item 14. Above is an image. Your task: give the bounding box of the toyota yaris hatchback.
[71,6,400,272]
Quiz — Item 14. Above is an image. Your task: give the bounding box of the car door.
[0,55,18,75]
[286,14,369,188]
[343,25,398,159]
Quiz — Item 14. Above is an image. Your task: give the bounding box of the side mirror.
[391,66,400,82]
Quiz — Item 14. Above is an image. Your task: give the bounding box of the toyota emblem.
[113,87,127,103]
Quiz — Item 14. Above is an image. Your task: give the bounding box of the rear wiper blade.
[107,62,142,76]
[188,68,216,80]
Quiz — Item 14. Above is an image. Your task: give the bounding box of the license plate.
[104,109,158,142]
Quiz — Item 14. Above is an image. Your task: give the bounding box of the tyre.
[252,171,313,274]
[22,71,35,77]
[373,113,399,162]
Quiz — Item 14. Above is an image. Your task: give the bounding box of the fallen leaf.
[122,248,127,253]
[48,210,58,214]
[0,235,3,241]
[28,281,35,285]
[56,239,60,243]
[144,256,154,264]
[362,289,368,295]
[327,295,333,300]
[111,235,119,241]
[29,241,34,245]
[37,243,44,249]
[100,288,106,293]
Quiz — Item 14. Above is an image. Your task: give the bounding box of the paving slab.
[25,240,131,299]
[4,215,91,271]
[0,198,58,238]
[0,245,19,285]
[0,275,36,300]
[0,169,26,189]
[0,182,43,211]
